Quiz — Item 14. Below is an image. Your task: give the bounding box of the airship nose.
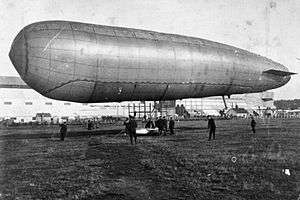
[9,29,28,79]
[262,61,295,90]
[275,63,293,86]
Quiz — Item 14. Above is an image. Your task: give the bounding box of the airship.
[9,20,295,103]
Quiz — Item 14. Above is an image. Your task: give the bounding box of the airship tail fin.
[263,69,296,76]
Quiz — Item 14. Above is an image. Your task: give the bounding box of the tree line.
[274,99,300,110]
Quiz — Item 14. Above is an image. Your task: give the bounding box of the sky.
[0,0,299,99]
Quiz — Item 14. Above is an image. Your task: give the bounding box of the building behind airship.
[0,76,275,123]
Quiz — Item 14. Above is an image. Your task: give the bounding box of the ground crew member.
[163,116,168,134]
[145,118,155,128]
[154,117,159,128]
[123,117,130,134]
[157,116,163,135]
[207,116,216,140]
[169,117,175,135]
[59,121,67,141]
[251,117,256,133]
[129,116,137,145]
[87,120,93,130]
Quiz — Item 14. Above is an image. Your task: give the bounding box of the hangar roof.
[0,76,30,89]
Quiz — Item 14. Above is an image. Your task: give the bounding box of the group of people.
[145,116,175,135]
[123,115,176,145]
[57,115,257,143]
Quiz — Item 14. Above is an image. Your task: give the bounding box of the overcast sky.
[0,0,299,99]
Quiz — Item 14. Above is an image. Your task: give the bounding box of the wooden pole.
[138,103,141,118]
[128,103,130,116]
[144,102,146,117]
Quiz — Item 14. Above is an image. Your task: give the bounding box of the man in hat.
[128,115,137,145]
[207,116,216,141]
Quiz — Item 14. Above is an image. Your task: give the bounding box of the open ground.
[0,118,299,199]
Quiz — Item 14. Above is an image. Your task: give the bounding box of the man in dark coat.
[123,117,130,134]
[207,116,216,140]
[87,120,93,130]
[129,116,137,145]
[162,116,168,134]
[169,117,175,135]
[157,116,163,135]
[250,117,256,133]
[59,122,67,141]
[154,117,159,128]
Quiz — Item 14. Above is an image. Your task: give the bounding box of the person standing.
[123,117,130,134]
[157,116,163,135]
[162,116,168,135]
[154,117,159,128]
[87,120,93,130]
[207,116,216,141]
[59,121,67,141]
[169,117,175,135]
[129,116,137,145]
[250,117,256,133]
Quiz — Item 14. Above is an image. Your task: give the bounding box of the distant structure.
[0,76,29,89]
[177,92,275,117]
[225,108,249,118]
[0,76,276,123]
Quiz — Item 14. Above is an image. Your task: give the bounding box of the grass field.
[0,118,299,199]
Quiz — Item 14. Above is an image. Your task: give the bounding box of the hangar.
[0,76,274,122]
